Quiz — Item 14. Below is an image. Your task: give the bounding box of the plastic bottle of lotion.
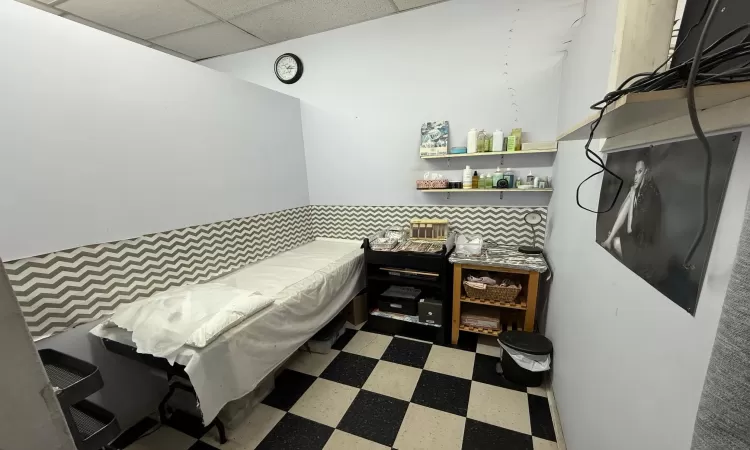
[467,129,478,154]
[492,130,504,152]
[463,166,473,189]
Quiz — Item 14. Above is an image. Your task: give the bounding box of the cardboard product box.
[418,298,443,325]
[346,292,368,325]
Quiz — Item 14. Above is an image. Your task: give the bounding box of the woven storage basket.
[463,281,521,303]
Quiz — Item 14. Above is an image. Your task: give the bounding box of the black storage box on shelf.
[380,285,421,316]
[379,298,418,315]
[418,298,443,326]
[498,331,553,387]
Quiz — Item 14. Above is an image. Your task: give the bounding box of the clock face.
[525,212,543,226]
[274,54,303,84]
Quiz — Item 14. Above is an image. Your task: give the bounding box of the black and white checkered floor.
[123,323,558,450]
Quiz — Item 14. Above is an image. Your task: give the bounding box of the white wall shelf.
[421,149,557,159]
[420,188,552,193]
[419,188,552,200]
[557,82,750,142]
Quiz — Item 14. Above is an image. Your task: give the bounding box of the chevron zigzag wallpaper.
[5,205,545,340]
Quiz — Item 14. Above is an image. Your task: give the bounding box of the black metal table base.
[158,375,227,444]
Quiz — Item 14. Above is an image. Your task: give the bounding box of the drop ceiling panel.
[58,0,217,39]
[64,14,152,46]
[151,22,266,59]
[230,0,396,44]
[188,0,282,20]
[393,0,443,11]
[15,0,63,15]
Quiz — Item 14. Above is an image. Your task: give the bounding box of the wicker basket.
[463,281,521,303]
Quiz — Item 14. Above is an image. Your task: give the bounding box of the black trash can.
[497,331,553,387]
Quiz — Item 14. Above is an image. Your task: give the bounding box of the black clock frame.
[274,53,303,84]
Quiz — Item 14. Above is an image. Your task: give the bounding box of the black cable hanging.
[576,0,748,266]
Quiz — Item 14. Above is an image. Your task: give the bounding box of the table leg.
[452,264,462,345]
[524,271,540,331]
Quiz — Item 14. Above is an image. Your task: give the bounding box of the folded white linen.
[107,283,273,363]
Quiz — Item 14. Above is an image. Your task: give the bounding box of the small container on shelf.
[410,219,449,240]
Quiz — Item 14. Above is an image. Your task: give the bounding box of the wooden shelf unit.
[557,82,750,142]
[460,296,527,310]
[451,263,541,345]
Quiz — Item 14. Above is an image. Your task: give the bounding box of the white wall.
[203,0,582,207]
[0,261,75,450]
[0,1,309,262]
[545,1,746,448]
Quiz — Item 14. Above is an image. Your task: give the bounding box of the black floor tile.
[337,390,409,447]
[164,409,206,439]
[360,320,395,336]
[381,337,432,369]
[319,351,378,388]
[410,370,471,416]
[437,332,478,353]
[110,416,159,449]
[472,353,527,393]
[189,441,220,450]
[262,369,317,411]
[256,413,334,450]
[462,418,533,450]
[332,328,358,350]
[528,393,556,441]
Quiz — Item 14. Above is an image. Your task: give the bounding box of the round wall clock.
[274,53,303,84]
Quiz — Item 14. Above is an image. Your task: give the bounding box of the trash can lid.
[498,331,553,355]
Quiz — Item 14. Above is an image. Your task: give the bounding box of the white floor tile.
[476,335,502,358]
[533,436,558,450]
[423,345,475,380]
[468,381,531,435]
[393,403,466,450]
[324,429,390,449]
[290,378,359,427]
[362,360,422,401]
[286,349,340,376]
[342,330,392,359]
[527,385,548,398]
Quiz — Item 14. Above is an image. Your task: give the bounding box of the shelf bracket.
[447,192,451,200]
[499,191,504,200]
[446,159,450,168]
[500,154,504,166]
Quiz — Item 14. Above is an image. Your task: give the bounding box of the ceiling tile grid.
[15,0,448,60]
[58,0,217,39]
[393,0,443,11]
[151,22,266,59]
[230,0,397,44]
[187,0,282,20]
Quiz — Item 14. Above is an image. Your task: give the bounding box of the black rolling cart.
[361,237,454,344]
[38,349,120,450]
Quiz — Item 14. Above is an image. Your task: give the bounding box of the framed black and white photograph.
[596,132,740,315]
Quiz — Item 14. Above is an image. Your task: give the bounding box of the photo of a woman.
[594,133,739,315]
[601,155,662,282]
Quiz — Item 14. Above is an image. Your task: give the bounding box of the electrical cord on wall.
[576,0,749,266]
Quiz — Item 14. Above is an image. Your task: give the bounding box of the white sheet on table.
[90,238,364,424]
[107,284,274,363]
